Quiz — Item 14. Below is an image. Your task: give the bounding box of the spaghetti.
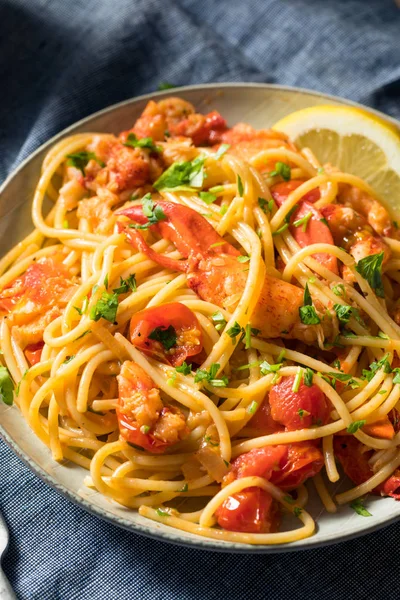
[1,96,400,544]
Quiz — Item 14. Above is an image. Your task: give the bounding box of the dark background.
[1,0,400,598]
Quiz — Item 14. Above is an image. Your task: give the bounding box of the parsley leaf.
[350,498,372,517]
[258,197,274,213]
[332,283,345,297]
[148,325,177,350]
[211,311,227,332]
[293,211,312,232]
[153,157,205,191]
[304,368,314,387]
[0,366,14,405]
[237,255,250,263]
[175,362,192,375]
[270,162,291,181]
[226,321,243,343]
[194,363,228,387]
[66,151,105,175]
[63,355,75,365]
[393,368,400,384]
[129,194,167,230]
[346,420,366,434]
[355,252,385,298]
[90,292,119,323]
[199,191,217,204]
[113,274,137,294]
[334,303,364,327]
[299,284,320,325]
[362,353,392,382]
[260,361,282,375]
[123,132,161,153]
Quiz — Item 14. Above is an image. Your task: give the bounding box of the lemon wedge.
[273,105,400,216]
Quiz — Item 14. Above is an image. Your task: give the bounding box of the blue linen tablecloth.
[1,0,400,598]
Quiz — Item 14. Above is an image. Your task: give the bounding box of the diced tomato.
[215,487,280,533]
[269,376,330,431]
[228,445,289,482]
[117,361,188,453]
[247,395,284,435]
[25,342,44,366]
[362,417,395,440]
[129,302,203,367]
[382,472,400,499]
[271,180,321,206]
[269,442,324,490]
[271,180,338,274]
[333,436,374,487]
[225,441,323,494]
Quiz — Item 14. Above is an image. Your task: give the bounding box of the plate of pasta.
[1,83,400,551]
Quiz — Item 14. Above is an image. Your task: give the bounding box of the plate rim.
[1,82,400,553]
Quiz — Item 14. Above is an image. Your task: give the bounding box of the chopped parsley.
[140,425,151,434]
[244,324,252,349]
[211,311,227,332]
[194,363,228,387]
[362,353,392,382]
[260,361,282,375]
[226,321,243,342]
[214,144,230,160]
[237,175,244,196]
[237,255,250,263]
[355,252,385,298]
[258,197,274,214]
[113,274,137,294]
[0,366,14,406]
[103,274,109,289]
[269,161,291,181]
[272,203,299,237]
[204,435,219,447]
[175,362,192,376]
[332,283,346,297]
[304,368,314,387]
[199,191,217,204]
[15,369,28,397]
[128,194,167,230]
[293,507,303,517]
[320,217,329,226]
[123,132,162,153]
[153,157,205,191]
[350,498,372,517]
[293,211,312,232]
[90,292,119,323]
[180,483,189,492]
[346,420,366,434]
[393,369,400,384]
[297,408,310,419]
[292,368,304,392]
[247,401,259,415]
[220,205,228,216]
[148,325,177,350]
[66,151,105,175]
[334,304,365,327]
[299,284,321,325]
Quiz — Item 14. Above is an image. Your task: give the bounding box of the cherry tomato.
[229,445,289,481]
[129,302,203,367]
[269,442,324,490]
[215,488,280,533]
[117,361,188,453]
[247,395,284,435]
[333,436,374,486]
[271,180,338,274]
[25,342,44,366]
[382,472,400,499]
[269,376,330,431]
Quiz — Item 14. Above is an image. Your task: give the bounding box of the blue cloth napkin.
[1,1,400,598]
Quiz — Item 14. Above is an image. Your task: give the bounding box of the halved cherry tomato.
[228,445,289,482]
[269,376,330,431]
[117,361,188,453]
[25,342,44,366]
[362,417,395,440]
[129,302,203,367]
[333,436,374,487]
[215,488,280,533]
[271,180,338,274]
[247,395,284,435]
[269,442,324,490]
[382,472,400,499]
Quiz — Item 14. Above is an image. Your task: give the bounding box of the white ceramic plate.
[1,83,400,553]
